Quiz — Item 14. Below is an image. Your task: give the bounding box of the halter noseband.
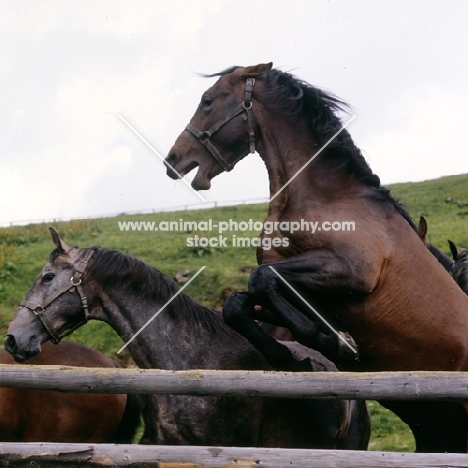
[20,249,95,344]
[184,77,256,172]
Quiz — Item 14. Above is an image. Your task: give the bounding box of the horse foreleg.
[243,250,374,365]
[223,292,312,371]
[251,269,355,364]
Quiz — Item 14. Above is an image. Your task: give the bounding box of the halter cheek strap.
[185,77,257,172]
[20,249,94,344]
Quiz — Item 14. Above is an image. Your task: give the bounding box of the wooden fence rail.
[2,365,468,400]
[3,366,468,467]
[2,443,468,468]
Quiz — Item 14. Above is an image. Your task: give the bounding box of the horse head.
[165,62,272,190]
[4,228,94,362]
[449,240,468,295]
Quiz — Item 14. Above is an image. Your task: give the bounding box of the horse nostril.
[165,152,178,166]
[4,334,16,352]
[165,153,180,178]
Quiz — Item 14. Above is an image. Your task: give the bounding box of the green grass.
[389,173,468,250]
[1,172,468,451]
[367,401,415,452]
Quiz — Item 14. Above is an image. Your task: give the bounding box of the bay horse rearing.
[164,62,468,453]
[0,340,141,443]
[4,228,370,449]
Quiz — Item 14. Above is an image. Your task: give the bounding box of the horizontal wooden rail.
[2,365,468,400]
[2,443,468,468]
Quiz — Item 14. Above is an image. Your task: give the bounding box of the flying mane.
[205,65,417,231]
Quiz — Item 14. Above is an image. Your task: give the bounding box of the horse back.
[0,341,129,442]
[260,199,468,371]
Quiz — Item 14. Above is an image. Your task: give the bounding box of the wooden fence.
[3,442,468,467]
[2,365,468,400]
[2,365,468,467]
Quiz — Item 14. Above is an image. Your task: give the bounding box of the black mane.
[261,67,416,230]
[203,65,416,230]
[260,69,378,182]
[53,247,235,337]
[201,65,242,78]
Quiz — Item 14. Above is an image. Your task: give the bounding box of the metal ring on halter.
[71,277,82,287]
[200,131,211,143]
[32,306,45,316]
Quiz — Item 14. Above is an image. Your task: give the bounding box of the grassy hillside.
[388,173,468,248]
[1,172,467,451]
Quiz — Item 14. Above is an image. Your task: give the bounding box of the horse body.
[164,63,468,451]
[4,232,370,449]
[259,146,468,372]
[0,340,140,443]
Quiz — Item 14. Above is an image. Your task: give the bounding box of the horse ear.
[448,239,458,261]
[242,62,273,77]
[49,227,72,254]
[417,216,428,247]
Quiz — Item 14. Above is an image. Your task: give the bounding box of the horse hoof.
[293,357,314,372]
[338,331,359,362]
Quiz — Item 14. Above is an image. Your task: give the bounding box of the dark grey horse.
[4,228,370,449]
[449,240,468,294]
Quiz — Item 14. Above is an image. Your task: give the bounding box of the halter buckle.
[32,306,45,316]
[200,131,211,143]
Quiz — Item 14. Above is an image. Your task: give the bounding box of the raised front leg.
[224,248,376,368]
[224,292,312,371]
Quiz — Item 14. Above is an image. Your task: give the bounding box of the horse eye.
[202,96,213,107]
[42,273,55,284]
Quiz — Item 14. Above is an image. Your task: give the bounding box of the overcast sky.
[2,0,468,225]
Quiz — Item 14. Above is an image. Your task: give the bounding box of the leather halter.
[20,249,95,344]
[184,77,256,172]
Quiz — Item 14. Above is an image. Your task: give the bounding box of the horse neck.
[257,118,364,210]
[94,280,237,370]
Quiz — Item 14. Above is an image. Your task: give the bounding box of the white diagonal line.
[268,266,358,354]
[117,266,206,354]
[269,115,356,203]
[118,114,207,203]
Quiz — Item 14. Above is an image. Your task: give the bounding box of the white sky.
[2,0,468,224]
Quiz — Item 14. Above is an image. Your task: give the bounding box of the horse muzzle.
[4,334,42,363]
[165,150,214,190]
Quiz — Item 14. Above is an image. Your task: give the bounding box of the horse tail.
[110,392,144,443]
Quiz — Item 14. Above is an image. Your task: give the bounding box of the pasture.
[1,172,468,451]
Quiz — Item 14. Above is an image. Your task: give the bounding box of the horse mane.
[204,66,417,231]
[211,68,416,233]
[201,65,242,78]
[259,69,379,185]
[52,247,236,337]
